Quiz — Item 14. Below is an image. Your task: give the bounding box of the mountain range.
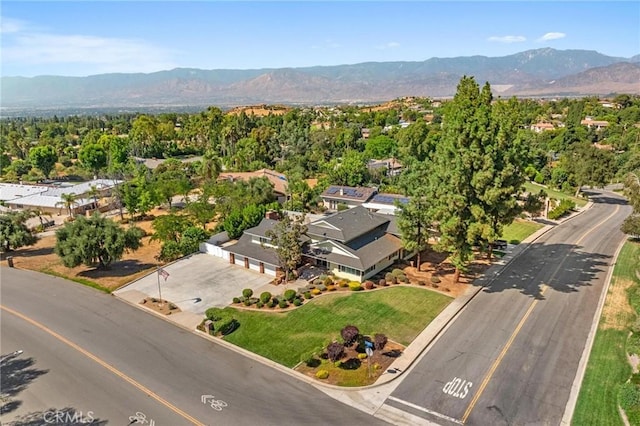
[2,48,639,111]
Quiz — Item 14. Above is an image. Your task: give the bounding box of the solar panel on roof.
[326,187,338,195]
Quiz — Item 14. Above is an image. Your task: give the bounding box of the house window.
[364,265,376,274]
[388,250,399,260]
[258,237,271,244]
[338,265,362,276]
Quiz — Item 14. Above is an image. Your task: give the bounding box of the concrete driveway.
[114,253,272,315]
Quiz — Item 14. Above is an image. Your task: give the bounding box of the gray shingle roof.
[225,234,280,266]
[306,206,390,243]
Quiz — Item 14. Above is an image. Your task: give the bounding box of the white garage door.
[249,259,261,272]
[234,255,245,267]
[264,264,277,276]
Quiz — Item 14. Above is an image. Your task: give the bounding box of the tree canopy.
[55,214,144,269]
[0,211,37,253]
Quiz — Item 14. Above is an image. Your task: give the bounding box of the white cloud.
[376,41,401,50]
[537,32,566,42]
[487,35,527,43]
[0,16,28,34]
[1,17,177,75]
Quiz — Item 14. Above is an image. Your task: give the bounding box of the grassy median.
[572,240,640,426]
[221,286,452,368]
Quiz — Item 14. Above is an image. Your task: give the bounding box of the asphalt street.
[1,267,390,426]
[385,191,631,425]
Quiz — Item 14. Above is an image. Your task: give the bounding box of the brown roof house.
[218,169,289,202]
[581,117,609,130]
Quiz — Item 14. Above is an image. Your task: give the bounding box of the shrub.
[548,199,576,220]
[392,268,404,277]
[256,301,264,309]
[242,288,254,298]
[318,274,328,282]
[338,280,349,288]
[431,282,439,289]
[306,284,316,290]
[311,288,321,295]
[205,307,225,321]
[374,333,388,350]
[249,297,259,305]
[323,276,334,286]
[349,282,362,291]
[313,279,323,286]
[304,291,313,299]
[284,289,297,301]
[431,276,441,283]
[326,342,345,362]
[316,370,329,379]
[334,360,342,368]
[418,280,426,286]
[216,317,237,335]
[373,363,381,370]
[232,297,241,304]
[364,280,374,290]
[278,300,289,309]
[358,353,367,360]
[243,299,251,306]
[385,272,394,282]
[399,275,408,283]
[238,296,247,303]
[267,300,276,308]
[341,325,360,346]
[293,298,302,306]
[260,291,272,304]
[317,284,327,292]
[379,278,387,286]
[327,285,336,291]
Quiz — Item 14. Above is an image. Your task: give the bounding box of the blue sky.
[1,1,639,77]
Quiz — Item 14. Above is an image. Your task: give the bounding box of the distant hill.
[1,48,638,111]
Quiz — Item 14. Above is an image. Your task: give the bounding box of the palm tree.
[86,185,101,209]
[56,193,79,218]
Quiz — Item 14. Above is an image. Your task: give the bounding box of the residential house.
[581,117,609,130]
[530,122,555,133]
[218,169,289,202]
[362,193,409,215]
[367,158,404,177]
[0,179,121,215]
[302,206,406,282]
[320,185,377,211]
[223,218,286,276]
[201,206,409,282]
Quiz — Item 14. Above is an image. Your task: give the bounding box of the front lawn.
[500,219,544,244]
[221,287,452,368]
[524,181,587,207]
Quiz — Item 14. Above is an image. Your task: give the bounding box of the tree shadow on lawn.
[78,260,157,279]
[10,246,55,258]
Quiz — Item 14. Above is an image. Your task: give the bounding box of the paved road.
[385,191,631,425]
[1,268,389,426]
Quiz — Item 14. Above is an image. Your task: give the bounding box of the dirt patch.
[139,297,181,315]
[295,340,405,386]
[2,208,169,291]
[398,248,492,298]
[601,278,636,330]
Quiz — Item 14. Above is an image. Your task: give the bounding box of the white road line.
[387,396,463,425]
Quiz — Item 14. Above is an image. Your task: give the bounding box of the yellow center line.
[461,204,621,423]
[1,304,205,426]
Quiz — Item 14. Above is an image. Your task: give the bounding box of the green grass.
[572,241,640,426]
[500,220,544,244]
[222,287,452,368]
[40,268,112,293]
[524,181,588,207]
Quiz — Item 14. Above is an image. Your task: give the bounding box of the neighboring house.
[320,185,377,210]
[367,158,404,177]
[303,206,406,282]
[0,179,121,215]
[361,193,409,215]
[581,117,609,130]
[218,169,288,202]
[530,122,555,133]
